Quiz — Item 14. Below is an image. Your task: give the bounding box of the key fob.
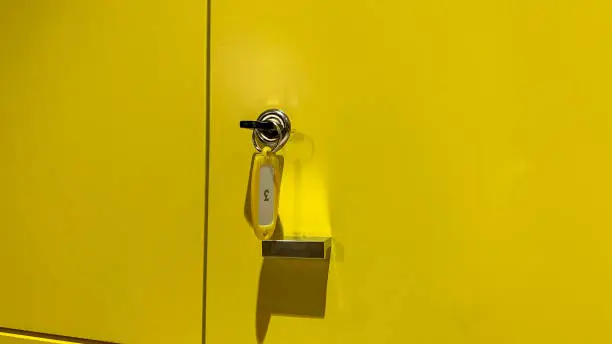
[250,147,282,240]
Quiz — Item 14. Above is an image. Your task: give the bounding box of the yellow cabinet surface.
[206,0,612,343]
[3,0,612,343]
[0,1,206,343]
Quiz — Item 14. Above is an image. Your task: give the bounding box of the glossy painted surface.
[0,333,70,344]
[207,0,612,343]
[0,2,205,343]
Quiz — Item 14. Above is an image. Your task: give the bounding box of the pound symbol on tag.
[263,189,270,202]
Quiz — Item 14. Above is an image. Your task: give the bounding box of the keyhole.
[264,189,270,202]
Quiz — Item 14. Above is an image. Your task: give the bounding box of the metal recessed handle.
[262,237,332,260]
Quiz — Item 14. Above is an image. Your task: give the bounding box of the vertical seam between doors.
[202,0,211,342]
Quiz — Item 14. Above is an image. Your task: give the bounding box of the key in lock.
[240,109,291,240]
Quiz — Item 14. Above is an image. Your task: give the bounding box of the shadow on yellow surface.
[255,258,329,343]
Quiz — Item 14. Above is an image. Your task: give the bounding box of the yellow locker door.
[0,2,206,343]
[207,0,612,343]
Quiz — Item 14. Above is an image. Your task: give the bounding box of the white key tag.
[250,146,282,240]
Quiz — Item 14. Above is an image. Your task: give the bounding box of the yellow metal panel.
[0,333,73,344]
[207,0,612,343]
[0,1,206,343]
